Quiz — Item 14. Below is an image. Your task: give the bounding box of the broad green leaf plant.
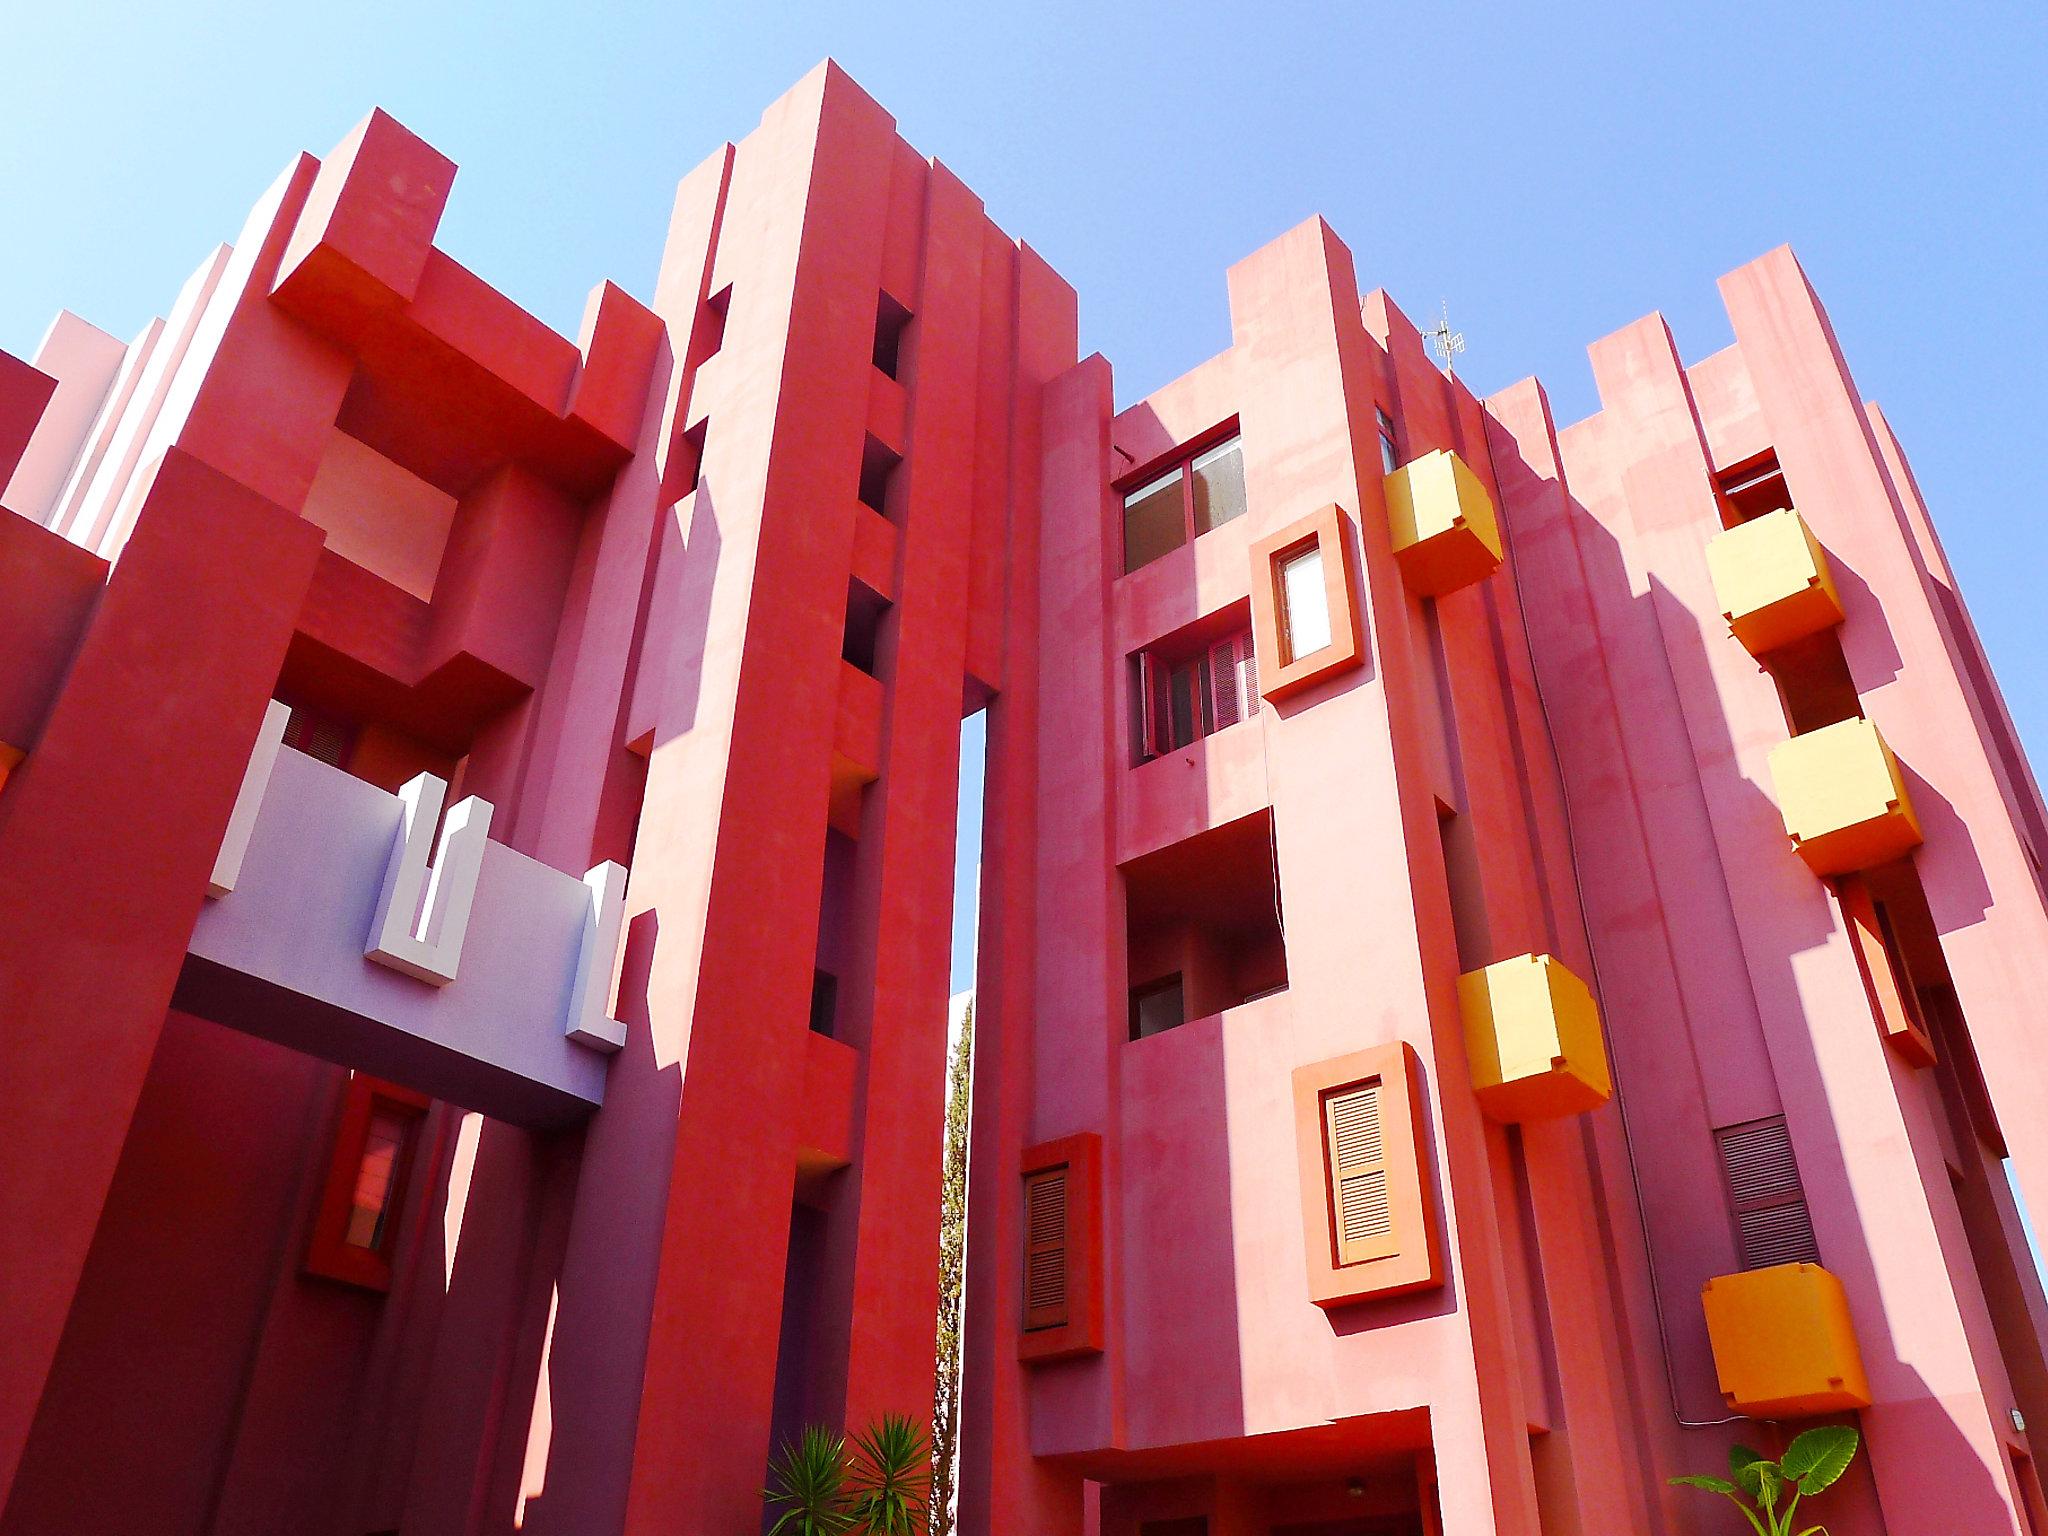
[1671,1425,1860,1536]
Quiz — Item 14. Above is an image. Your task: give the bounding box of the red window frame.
[1019,1133,1104,1363]
[1117,421,1245,575]
[1136,625,1258,760]
[305,1074,432,1292]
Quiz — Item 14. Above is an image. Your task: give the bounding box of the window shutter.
[1237,631,1259,712]
[1023,1165,1069,1330]
[283,705,354,769]
[1717,1116,1820,1270]
[1208,637,1241,729]
[1324,1082,1398,1267]
[1138,651,1169,758]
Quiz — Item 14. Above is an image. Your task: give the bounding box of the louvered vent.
[1022,1167,1068,1330]
[1325,1082,1396,1265]
[1717,1116,1821,1270]
[283,705,355,769]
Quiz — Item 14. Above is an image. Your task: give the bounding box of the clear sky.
[4,1,2043,994]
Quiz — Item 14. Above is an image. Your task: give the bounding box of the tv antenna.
[1424,300,1465,376]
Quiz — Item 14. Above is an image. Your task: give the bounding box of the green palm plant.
[765,1424,853,1536]
[1671,1425,1860,1536]
[846,1412,931,1535]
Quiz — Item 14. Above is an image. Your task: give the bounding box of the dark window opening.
[808,969,839,1038]
[1763,627,1860,736]
[859,434,900,516]
[676,419,707,499]
[871,291,912,381]
[1129,975,1185,1041]
[1716,452,1794,527]
[283,704,358,770]
[1124,808,1287,1039]
[1139,1521,1209,1536]
[697,283,731,363]
[1118,429,1246,574]
[1377,404,1400,475]
[1134,607,1258,762]
[842,575,889,676]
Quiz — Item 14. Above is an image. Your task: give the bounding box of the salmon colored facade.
[4,61,2047,1536]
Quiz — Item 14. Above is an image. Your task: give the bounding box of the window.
[1019,1134,1103,1362]
[1136,624,1258,760]
[1716,1115,1821,1270]
[871,291,912,380]
[306,1075,430,1291]
[1278,545,1332,661]
[1023,1163,1068,1331]
[1129,974,1186,1041]
[282,703,357,770]
[1249,505,1362,702]
[1118,431,1247,574]
[1838,877,1937,1066]
[859,434,900,516]
[809,968,839,1038]
[1377,405,1399,475]
[842,576,888,676]
[1291,1043,1440,1306]
[1717,452,1794,527]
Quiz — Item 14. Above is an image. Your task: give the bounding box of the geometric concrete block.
[1705,508,1845,657]
[1457,952,1613,1121]
[1384,448,1503,597]
[1767,717,1922,876]
[367,771,494,986]
[1702,1262,1872,1418]
[207,700,290,898]
[565,860,630,1053]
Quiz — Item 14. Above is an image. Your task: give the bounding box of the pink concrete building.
[3,60,2045,1536]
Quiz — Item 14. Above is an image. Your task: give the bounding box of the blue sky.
[4,2,2043,995]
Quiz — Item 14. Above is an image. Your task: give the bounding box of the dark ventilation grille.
[1716,1115,1821,1270]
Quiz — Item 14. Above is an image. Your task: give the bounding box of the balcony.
[179,710,626,1128]
[1457,952,1612,1121]
[1702,1262,1872,1418]
[1767,717,1922,875]
[1705,508,1845,657]
[1383,449,1502,597]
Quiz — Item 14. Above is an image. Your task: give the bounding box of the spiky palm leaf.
[847,1412,931,1534]
[765,1425,853,1536]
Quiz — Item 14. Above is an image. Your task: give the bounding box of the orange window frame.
[1837,876,1938,1068]
[1249,504,1363,703]
[305,1074,431,1292]
[1019,1132,1104,1363]
[1291,1042,1440,1308]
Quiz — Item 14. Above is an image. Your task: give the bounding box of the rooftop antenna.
[1424,299,1465,377]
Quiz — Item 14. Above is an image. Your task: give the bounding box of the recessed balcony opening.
[842,574,889,677]
[1763,628,1860,736]
[698,282,730,363]
[1716,451,1794,527]
[1123,808,1287,1040]
[871,290,912,381]
[1132,600,1258,763]
[859,433,900,517]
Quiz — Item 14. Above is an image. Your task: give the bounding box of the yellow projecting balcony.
[1457,952,1612,1121]
[1705,508,1846,657]
[1702,1262,1872,1418]
[1767,717,1922,875]
[1384,449,1502,597]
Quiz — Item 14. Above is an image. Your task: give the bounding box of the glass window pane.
[1132,976,1186,1040]
[1122,471,1186,573]
[344,1108,410,1251]
[1280,544,1332,661]
[1189,437,1247,535]
[1167,663,1198,750]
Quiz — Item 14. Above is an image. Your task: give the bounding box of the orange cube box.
[1384,449,1502,597]
[1702,1262,1872,1417]
[1705,508,1845,656]
[1457,953,1612,1122]
[1767,717,1922,875]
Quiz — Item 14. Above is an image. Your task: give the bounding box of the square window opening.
[1278,540,1334,663]
[842,575,889,676]
[1717,453,1793,527]
[698,283,731,362]
[859,434,900,516]
[1133,607,1258,762]
[871,291,913,381]
[1116,425,1244,575]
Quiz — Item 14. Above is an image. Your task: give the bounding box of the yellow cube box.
[1702,1262,1872,1418]
[1768,717,1922,875]
[1384,449,1502,597]
[1705,508,1845,656]
[1457,952,1612,1122]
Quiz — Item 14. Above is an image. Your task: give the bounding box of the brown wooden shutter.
[1208,637,1241,729]
[1324,1081,1398,1267]
[1716,1116,1820,1270]
[1022,1165,1069,1330]
[1138,652,1168,759]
